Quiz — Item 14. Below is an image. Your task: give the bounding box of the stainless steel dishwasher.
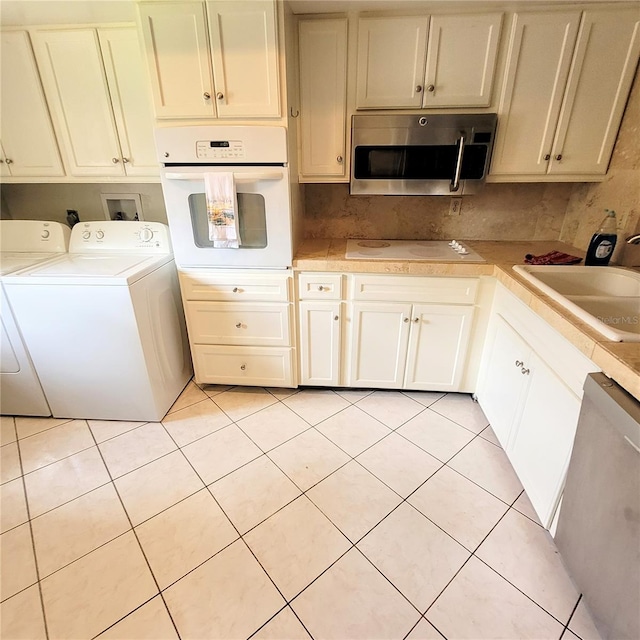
[555,372,640,639]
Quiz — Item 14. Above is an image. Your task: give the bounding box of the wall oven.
[351,114,497,196]
[156,125,292,269]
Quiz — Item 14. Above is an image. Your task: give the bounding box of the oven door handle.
[164,171,284,183]
[450,131,466,193]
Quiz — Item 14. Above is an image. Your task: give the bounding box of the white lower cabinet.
[477,283,599,529]
[298,301,342,386]
[181,270,295,387]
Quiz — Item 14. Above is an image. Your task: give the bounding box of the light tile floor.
[0,384,604,640]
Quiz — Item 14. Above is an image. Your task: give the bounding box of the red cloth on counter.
[524,251,583,265]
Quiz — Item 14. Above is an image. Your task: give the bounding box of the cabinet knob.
[413,317,419,323]
[233,287,239,293]
[515,360,523,368]
[337,155,343,163]
[203,92,211,100]
[164,152,170,158]
[4,158,13,165]
[112,157,120,164]
[521,367,530,376]
[240,364,246,371]
[317,285,324,291]
[334,315,339,321]
[235,322,242,329]
[216,92,224,100]
[555,154,562,161]
[122,157,129,164]
[403,317,410,323]
[415,85,423,93]
[543,154,551,161]
[426,84,435,92]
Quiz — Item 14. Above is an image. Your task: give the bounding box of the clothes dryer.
[0,220,70,416]
[4,221,191,421]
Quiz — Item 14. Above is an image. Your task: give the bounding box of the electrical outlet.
[449,197,462,216]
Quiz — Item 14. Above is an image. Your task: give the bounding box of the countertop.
[293,239,640,401]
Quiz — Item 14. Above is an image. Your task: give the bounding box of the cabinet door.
[405,304,475,392]
[548,8,640,175]
[31,29,124,177]
[356,16,428,109]
[423,13,502,107]
[490,11,580,176]
[349,302,411,388]
[299,301,342,386]
[98,28,158,177]
[0,31,64,177]
[138,1,215,118]
[207,0,280,117]
[477,315,531,448]
[298,18,348,179]
[508,353,581,528]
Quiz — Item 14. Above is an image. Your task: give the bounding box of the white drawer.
[186,302,291,347]
[350,274,478,304]
[298,273,343,300]
[193,345,295,387]
[180,271,291,302]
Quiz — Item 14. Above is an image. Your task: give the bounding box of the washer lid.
[3,252,173,285]
[0,252,65,276]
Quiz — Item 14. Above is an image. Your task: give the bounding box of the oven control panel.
[196,140,245,160]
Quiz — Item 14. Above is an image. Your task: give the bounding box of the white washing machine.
[4,221,192,422]
[1,220,70,416]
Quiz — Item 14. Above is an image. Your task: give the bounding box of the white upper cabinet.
[491,7,639,178]
[548,8,640,175]
[0,31,64,177]
[356,13,502,109]
[207,1,280,117]
[356,16,429,109]
[138,0,280,119]
[97,28,158,177]
[138,2,214,118]
[423,13,502,108]
[298,18,348,179]
[32,27,156,178]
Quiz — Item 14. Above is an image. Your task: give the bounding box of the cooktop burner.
[345,240,485,262]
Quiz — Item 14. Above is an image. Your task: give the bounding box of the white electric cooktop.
[345,240,485,262]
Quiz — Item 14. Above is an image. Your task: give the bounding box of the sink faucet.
[621,234,640,266]
[625,234,640,245]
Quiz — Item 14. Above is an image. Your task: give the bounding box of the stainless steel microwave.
[350,114,497,196]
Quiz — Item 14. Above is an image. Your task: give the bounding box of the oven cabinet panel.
[31,27,156,178]
[298,18,348,180]
[193,345,294,387]
[207,1,280,118]
[491,7,639,179]
[422,13,502,108]
[356,16,429,109]
[138,0,280,119]
[0,31,64,178]
[186,301,291,347]
[404,304,475,391]
[138,1,215,119]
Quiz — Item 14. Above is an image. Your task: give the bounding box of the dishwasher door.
[555,372,640,640]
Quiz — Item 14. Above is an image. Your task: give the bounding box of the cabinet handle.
[403,317,410,323]
[413,317,419,323]
[122,157,129,164]
[233,287,239,293]
[240,364,246,371]
[544,154,551,161]
[334,315,339,321]
[235,322,242,329]
[521,367,530,376]
[555,154,562,161]
[4,158,13,165]
[426,84,435,92]
[112,157,120,164]
[203,92,211,100]
[216,92,224,100]
[416,85,423,93]
[337,155,343,163]
[515,360,523,368]
[317,285,324,291]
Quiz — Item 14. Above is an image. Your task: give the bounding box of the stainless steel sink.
[513,265,640,342]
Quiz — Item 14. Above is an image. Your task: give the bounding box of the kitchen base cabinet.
[477,283,599,528]
[181,270,296,388]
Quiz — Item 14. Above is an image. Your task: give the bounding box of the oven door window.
[188,192,267,248]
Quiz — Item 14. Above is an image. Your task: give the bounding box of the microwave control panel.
[196,140,245,160]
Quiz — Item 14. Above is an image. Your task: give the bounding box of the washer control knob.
[41,230,50,239]
[96,230,104,240]
[82,230,91,240]
[139,228,154,242]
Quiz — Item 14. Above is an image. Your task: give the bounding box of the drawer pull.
[317,285,324,291]
[240,364,246,371]
[235,322,242,329]
[515,360,523,368]
[521,367,530,376]
[413,317,420,323]
[233,287,239,293]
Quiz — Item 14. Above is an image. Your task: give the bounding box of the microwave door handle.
[164,171,283,182]
[450,132,466,193]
